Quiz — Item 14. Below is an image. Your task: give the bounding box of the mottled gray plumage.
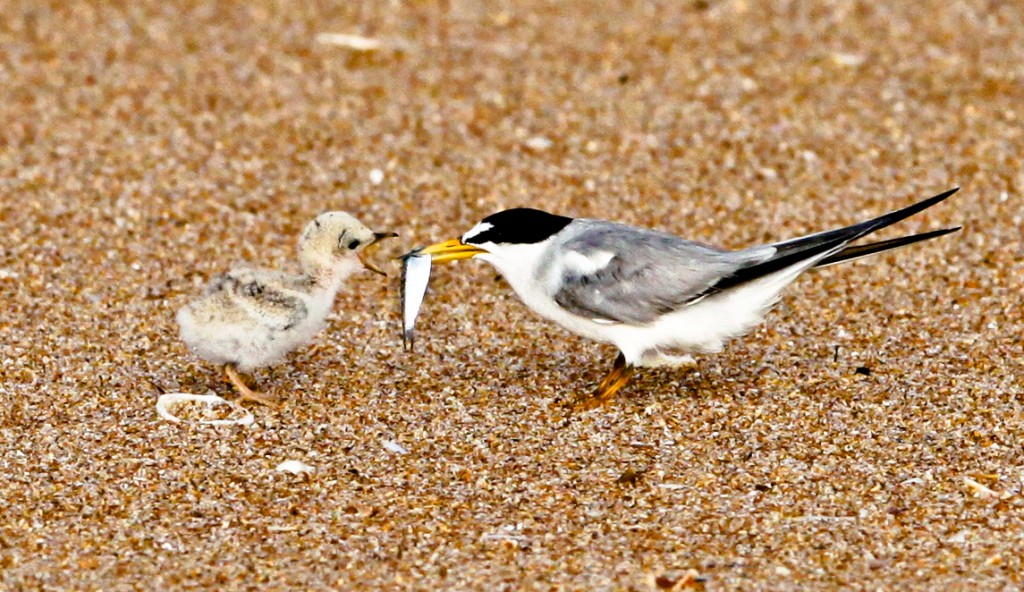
[204,266,309,333]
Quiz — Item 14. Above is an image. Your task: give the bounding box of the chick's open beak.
[417,239,486,263]
[359,231,398,276]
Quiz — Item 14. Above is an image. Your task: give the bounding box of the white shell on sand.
[155,392,254,426]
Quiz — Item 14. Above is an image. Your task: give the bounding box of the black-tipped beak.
[372,231,399,244]
[360,231,398,276]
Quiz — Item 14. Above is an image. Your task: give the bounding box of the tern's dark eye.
[347,239,361,250]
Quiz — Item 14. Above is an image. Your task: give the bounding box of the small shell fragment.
[382,440,409,454]
[524,136,553,151]
[155,392,254,426]
[314,33,383,51]
[275,460,315,474]
[831,52,866,67]
[400,249,432,351]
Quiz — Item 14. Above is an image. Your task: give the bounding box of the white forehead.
[462,221,493,243]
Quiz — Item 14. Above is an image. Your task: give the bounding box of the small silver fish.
[400,248,432,351]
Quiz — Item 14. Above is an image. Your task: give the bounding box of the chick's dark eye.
[347,239,360,250]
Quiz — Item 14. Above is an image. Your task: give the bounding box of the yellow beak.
[359,231,399,276]
[417,238,486,263]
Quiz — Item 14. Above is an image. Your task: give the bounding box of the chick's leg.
[224,364,280,408]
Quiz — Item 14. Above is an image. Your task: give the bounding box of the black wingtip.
[712,188,962,292]
[859,187,960,237]
[921,186,960,207]
[928,186,960,205]
[816,225,962,267]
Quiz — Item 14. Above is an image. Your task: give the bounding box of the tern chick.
[414,188,960,411]
[177,212,396,406]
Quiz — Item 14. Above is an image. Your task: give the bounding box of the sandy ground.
[1,1,1022,590]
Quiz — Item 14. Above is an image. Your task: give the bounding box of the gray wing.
[549,220,774,324]
[207,266,308,331]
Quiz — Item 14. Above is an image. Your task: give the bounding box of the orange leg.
[224,364,280,408]
[574,353,636,411]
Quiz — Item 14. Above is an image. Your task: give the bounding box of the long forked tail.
[772,186,960,257]
[710,187,960,293]
[816,225,961,267]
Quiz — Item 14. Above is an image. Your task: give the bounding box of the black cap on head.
[465,208,574,245]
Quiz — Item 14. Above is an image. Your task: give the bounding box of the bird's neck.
[301,257,358,294]
[300,266,337,294]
